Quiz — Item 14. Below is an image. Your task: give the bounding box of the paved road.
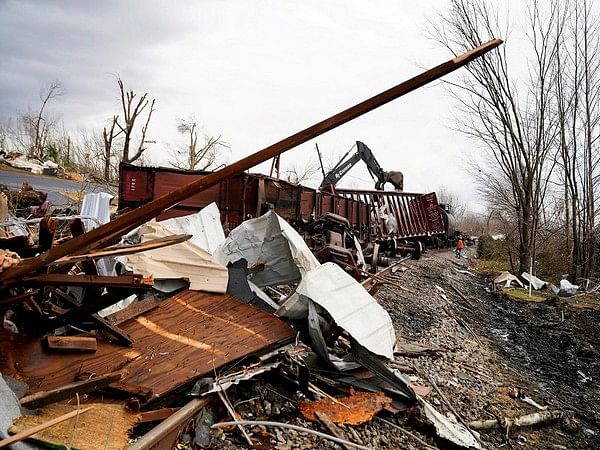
[0,169,116,206]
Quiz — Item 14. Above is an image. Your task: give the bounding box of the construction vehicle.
[319,141,403,191]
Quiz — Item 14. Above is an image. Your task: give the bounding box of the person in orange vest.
[455,236,465,258]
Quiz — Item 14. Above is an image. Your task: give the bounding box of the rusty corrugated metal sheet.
[1,290,295,403]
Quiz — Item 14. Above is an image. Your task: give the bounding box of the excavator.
[311,141,411,275]
[319,141,403,191]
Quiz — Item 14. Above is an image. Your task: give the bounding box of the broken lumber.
[46,335,97,353]
[53,233,192,265]
[0,289,38,306]
[53,289,133,346]
[138,408,180,424]
[105,295,163,325]
[20,273,152,289]
[128,398,210,450]
[20,372,123,409]
[0,39,502,285]
[44,288,139,332]
[468,410,564,430]
[0,406,93,449]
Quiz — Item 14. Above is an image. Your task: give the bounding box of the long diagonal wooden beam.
[0,39,502,285]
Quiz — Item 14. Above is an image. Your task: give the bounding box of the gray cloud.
[0,0,487,210]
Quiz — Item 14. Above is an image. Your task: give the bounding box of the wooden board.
[46,335,97,353]
[1,291,295,403]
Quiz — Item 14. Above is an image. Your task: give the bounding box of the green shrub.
[478,234,507,259]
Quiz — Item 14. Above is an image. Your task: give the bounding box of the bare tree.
[115,78,155,164]
[282,156,321,185]
[171,117,230,170]
[20,81,64,159]
[431,0,560,274]
[436,185,466,221]
[102,115,121,181]
[554,0,600,280]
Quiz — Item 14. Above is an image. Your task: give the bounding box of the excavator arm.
[319,141,403,191]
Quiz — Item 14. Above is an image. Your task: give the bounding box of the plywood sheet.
[1,291,295,402]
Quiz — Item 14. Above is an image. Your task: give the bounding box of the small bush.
[478,234,507,259]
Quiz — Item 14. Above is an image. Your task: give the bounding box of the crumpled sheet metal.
[420,396,481,448]
[119,222,228,293]
[213,210,320,287]
[299,391,392,425]
[279,262,396,359]
[158,202,225,254]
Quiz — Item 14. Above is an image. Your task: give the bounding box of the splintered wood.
[299,391,392,425]
[1,290,295,403]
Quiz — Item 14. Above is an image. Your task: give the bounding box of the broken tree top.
[0,39,502,284]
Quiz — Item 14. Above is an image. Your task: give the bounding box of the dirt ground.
[378,247,600,449]
[210,247,600,449]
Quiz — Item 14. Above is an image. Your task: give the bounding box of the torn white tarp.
[494,271,524,288]
[213,210,320,286]
[278,262,395,359]
[559,279,579,296]
[80,192,114,275]
[521,272,547,290]
[118,222,228,293]
[158,202,225,254]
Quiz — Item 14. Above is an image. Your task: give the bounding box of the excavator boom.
[320,141,403,191]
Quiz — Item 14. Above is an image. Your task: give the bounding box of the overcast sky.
[0,0,493,210]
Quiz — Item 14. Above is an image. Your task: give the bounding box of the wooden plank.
[0,406,93,449]
[3,291,296,404]
[21,273,152,289]
[54,233,192,265]
[0,40,503,285]
[53,289,133,346]
[46,335,97,353]
[20,371,123,409]
[128,399,209,450]
[139,407,180,423]
[106,295,164,325]
[44,288,138,332]
[0,289,38,307]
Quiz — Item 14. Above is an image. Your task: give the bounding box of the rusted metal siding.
[119,163,371,228]
[118,164,444,242]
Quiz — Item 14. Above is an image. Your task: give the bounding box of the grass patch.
[501,287,547,302]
